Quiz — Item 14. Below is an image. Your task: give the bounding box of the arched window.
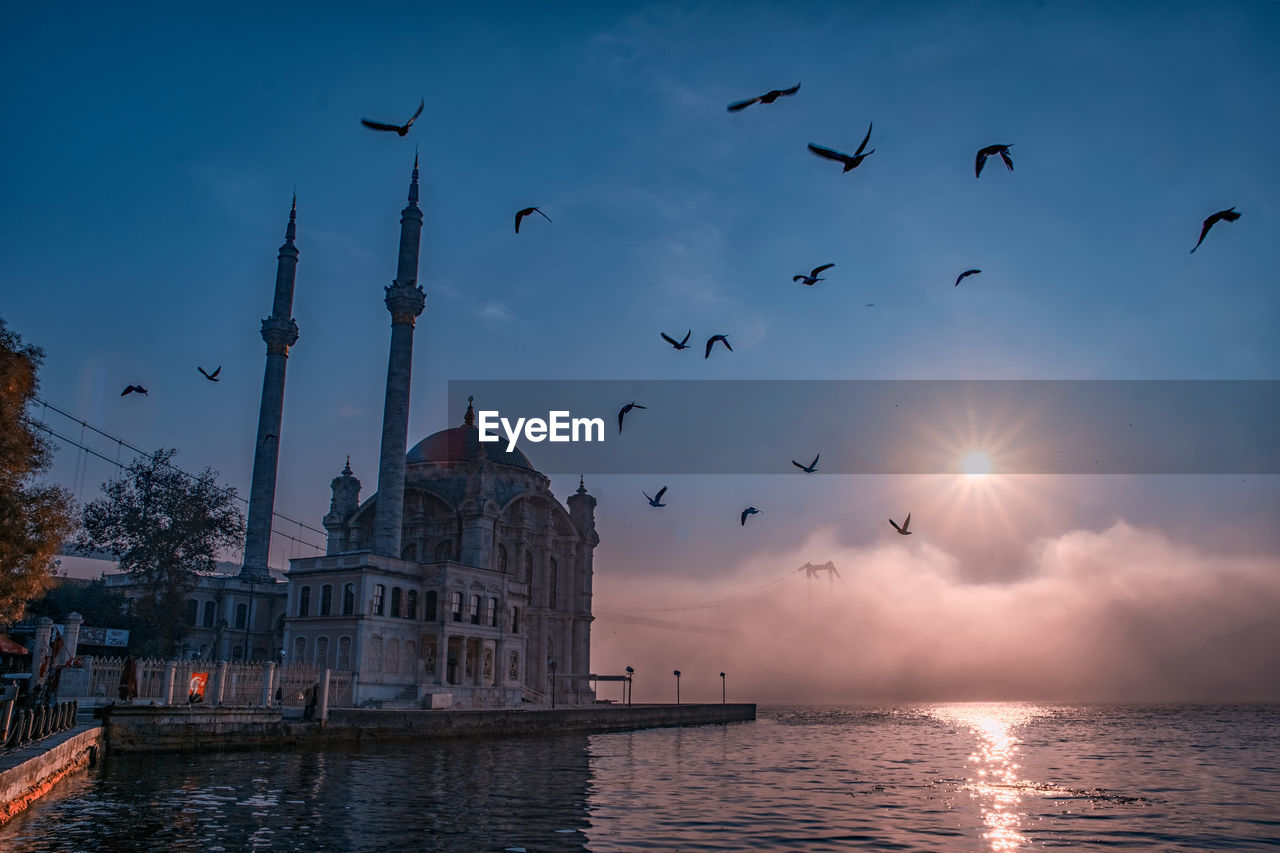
[406,590,418,620]
[337,636,352,669]
[435,540,454,561]
[487,597,497,627]
[524,551,534,583]
[320,584,333,616]
[235,603,248,629]
[186,599,198,626]
[202,601,215,628]
[315,636,329,667]
[497,544,508,574]
[373,584,385,616]
[369,636,383,672]
[425,590,438,620]
[390,587,403,619]
[293,636,306,663]
[401,543,417,561]
[548,557,558,609]
[450,592,462,622]
[299,586,312,617]
[342,583,355,615]
[469,594,481,625]
[511,606,520,634]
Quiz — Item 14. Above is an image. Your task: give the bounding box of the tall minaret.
[240,197,301,583]
[373,156,427,557]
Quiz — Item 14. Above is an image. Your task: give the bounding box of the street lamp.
[720,671,726,704]
[547,658,557,709]
[625,666,634,706]
[673,669,681,705]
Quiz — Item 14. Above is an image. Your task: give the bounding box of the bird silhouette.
[889,513,912,535]
[197,365,221,382]
[808,124,874,172]
[792,453,819,473]
[360,99,424,136]
[793,263,834,286]
[740,507,761,526]
[120,385,148,397]
[955,269,981,286]
[975,144,1014,178]
[727,82,801,112]
[514,206,552,234]
[643,486,668,507]
[705,334,732,359]
[661,330,692,350]
[1190,207,1241,253]
[618,401,646,433]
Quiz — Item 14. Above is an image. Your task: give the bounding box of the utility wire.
[598,564,808,614]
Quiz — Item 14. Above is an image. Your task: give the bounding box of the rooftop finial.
[343,455,352,475]
[577,475,586,494]
[284,193,297,243]
[407,152,420,206]
[464,395,475,427]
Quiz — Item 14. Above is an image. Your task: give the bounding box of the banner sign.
[79,627,130,647]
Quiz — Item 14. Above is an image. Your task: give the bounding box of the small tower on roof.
[323,457,361,555]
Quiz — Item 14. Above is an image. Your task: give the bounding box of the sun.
[961,451,992,477]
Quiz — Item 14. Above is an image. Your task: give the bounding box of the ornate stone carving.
[260,316,299,355]
[385,281,426,325]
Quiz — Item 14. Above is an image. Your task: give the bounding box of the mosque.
[191,157,599,708]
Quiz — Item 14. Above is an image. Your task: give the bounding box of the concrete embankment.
[0,722,102,827]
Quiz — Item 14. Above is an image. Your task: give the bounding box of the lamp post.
[548,658,557,709]
[625,666,634,706]
[673,669,681,705]
[720,671,726,704]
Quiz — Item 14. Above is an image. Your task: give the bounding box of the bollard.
[213,660,228,706]
[317,668,331,723]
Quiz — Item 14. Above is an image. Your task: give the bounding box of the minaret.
[240,197,301,583]
[322,457,361,556]
[373,156,427,557]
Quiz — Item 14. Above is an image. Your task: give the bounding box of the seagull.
[792,453,819,473]
[514,206,552,234]
[618,401,646,433]
[954,269,981,286]
[727,82,801,112]
[661,330,692,350]
[197,365,221,382]
[889,513,912,535]
[643,486,668,507]
[705,334,732,359]
[794,263,834,286]
[120,385,148,397]
[975,144,1014,178]
[360,98,424,137]
[808,123,874,172]
[1190,207,1241,253]
[741,506,761,526]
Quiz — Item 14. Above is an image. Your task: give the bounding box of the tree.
[26,578,132,630]
[0,317,77,622]
[77,448,245,656]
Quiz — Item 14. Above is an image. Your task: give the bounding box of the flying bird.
[975,144,1014,178]
[954,269,981,286]
[661,330,692,350]
[514,206,552,234]
[1190,207,1241,253]
[643,486,668,508]
[889,513,912,535]
[740,506,761,526]
[792,453,819,473]
[197,365,221,382]
[808,123,874,172]
[793,263,834,286]
[705,334,732,359]
[360,98,424,136]
[618,401,646,433]
[727,82,801,112]
[120,385,148,397]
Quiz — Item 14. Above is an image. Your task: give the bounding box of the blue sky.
[3,0,1278,654]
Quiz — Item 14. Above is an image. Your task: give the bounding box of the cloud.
[338,403,367,419]
[592,521,1280,703]
[478,301,511,322]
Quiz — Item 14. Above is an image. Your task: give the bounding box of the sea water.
[5,704,1278,851]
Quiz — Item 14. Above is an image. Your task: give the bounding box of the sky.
[3,1,1278,701]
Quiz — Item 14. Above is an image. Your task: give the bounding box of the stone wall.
[102,705,297,753]
[0,723,102,826]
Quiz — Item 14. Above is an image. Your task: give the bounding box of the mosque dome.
[405,426,535,471]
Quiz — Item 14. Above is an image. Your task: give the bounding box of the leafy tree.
[26,577,132,630]
[0,317,77,622]
[77,449,245,656]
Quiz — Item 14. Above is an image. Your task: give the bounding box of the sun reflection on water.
[930,703,1045,852]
